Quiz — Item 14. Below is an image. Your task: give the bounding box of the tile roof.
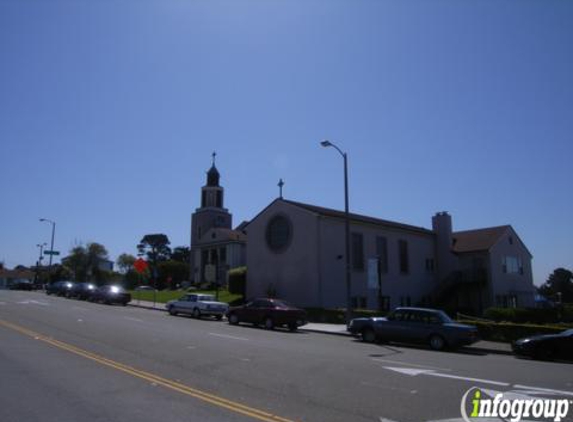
[283,199,433,235]
[452,225,510,253]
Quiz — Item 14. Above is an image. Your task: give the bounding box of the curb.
[128,303,166,312]
[463,345,513,356]
[299,328,352,337]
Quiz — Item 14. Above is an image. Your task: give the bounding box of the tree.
[171,246,191,263]
[50,264,72,283]
[137,234,171,263]
[157,260,189,290]
[538,268,573,303]
[63,242,110,284]
[65,246,88,281]
[116,253,136,274]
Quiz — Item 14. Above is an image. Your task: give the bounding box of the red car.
[227,298,307,331]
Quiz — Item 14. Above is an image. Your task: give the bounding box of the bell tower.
[190,153,233,281]
[200,152,224,209]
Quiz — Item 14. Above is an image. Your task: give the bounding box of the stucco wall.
[227,243,246,269]
[246,201,320,307]
[488,228,535,308]
[318,218,438,310]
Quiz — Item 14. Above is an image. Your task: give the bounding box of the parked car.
[69,283,97,300]
[8,279,34,291]
[512,329,573,361]
[166,293,228,320]
[45,281,75,297]
[226,298,307,331]
[91,285,131,305]
[347,307,479,351]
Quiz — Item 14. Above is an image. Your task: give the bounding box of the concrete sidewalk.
[127,299,512,355]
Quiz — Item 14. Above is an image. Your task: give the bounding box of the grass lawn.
[128,289,242,304]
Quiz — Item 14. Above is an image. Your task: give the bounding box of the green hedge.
[458,320,568,343]
[227,267,246,297]
[483,305,573,324]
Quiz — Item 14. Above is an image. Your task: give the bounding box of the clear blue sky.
[1,1,572,286]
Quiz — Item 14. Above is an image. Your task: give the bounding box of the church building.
[245,198,535,314]
[190,154,246,286]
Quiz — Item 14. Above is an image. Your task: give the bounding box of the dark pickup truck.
[348,307,479,351]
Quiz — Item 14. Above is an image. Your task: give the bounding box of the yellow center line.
[0,319,296,422]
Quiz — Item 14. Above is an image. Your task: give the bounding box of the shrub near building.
[484,306,573,324]
[460,320,568,343]
[228,266,247,298]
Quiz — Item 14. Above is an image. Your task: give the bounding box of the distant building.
[97,259,114,272]
[245,199,535,313]
[190,155,247,286]
[0,268,35,289]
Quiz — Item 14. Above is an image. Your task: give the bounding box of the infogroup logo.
[460,388,571,422]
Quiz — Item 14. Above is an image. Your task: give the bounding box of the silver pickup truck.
[348,307,479,351]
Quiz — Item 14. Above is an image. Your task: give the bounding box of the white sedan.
[166,293,228,320]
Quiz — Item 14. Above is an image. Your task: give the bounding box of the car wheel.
[193,308,201,319]
[429,334,446,351]
[361,328,376,343]
[228,313,239,325]
[215,315,223,321]
[168,306,178,316]
[264,317,274,330]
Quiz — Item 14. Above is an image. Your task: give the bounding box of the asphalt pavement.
[1,290,571,422]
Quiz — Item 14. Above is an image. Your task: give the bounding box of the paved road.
[1,290,572,422]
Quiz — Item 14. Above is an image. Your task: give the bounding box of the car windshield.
[273,300,294,309]
[198,295,216,301]
[437,311,453,323]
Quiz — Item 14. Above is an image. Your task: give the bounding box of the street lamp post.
[320,140,352,324]
[35,242,47,286]
[39,218,56,279]
[36,242,47,264]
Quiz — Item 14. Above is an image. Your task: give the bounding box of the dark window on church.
[398,239,409,274]
[220,248,227,263]
[352,233,364,271]
[216,191,222,208]
[201,191,206,208]
[376,236,388,274]
[266,215,292,253]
